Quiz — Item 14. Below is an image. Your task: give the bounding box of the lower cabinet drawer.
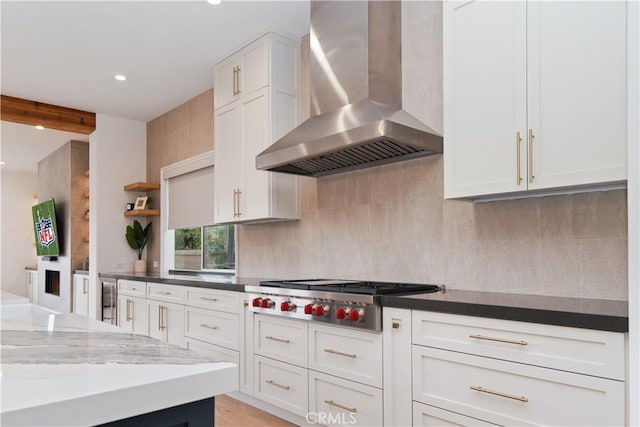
[254,315,308,368]
[412,345,625,426]
[184,306,239,350]
[254,355,309,417]
[309,370,382,427]
[309,323,382,388]
[185,338,240,365]
[413,402,498,427]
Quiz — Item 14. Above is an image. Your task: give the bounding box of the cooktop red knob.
[336,307,346,320]
[252,298,261,307]
[349,308,360,322]
[261,299,274,309]
[280,301,290,312]
[304,304,313,315]
[314,305,324,317]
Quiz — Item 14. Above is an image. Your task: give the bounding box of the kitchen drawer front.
[186,338,240,365]
[147,282,185,304]
[184,306,239,351]
[412,311,625,380]
[309,323,382,388]
[117,280,146,298]
[254,355,308,417]
[413,402,498,427]
[309,370,383,427]
[412,345,625,426]
[254,315,308,368]
[185,287,239,313]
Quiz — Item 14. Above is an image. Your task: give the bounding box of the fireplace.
[45,270,60,296]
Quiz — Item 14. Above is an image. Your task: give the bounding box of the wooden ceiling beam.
[1,95,96,135]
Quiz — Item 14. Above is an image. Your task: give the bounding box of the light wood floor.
[215,395,297,427]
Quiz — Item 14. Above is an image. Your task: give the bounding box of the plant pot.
[133,260,147,274]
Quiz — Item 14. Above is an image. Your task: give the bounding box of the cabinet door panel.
[214,103,242,223]
[239,36,269,96]
[148,301,185,347]
[527,1,627,189]
[444,0,527,198]
[214,55,238,109]
[240,88,271,220]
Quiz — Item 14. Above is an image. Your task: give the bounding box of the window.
[174,224,235,271]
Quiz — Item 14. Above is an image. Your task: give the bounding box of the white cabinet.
[444,0,627,199]
[26,270,38,304]
[411,311,626,426]
[117,280,148,335]
[255,355,309,417]
[147,283,186,348]
[213,32,300,224]
[117,294,148,335]
[255,315,308,368]
[413,402,498,427]
[239,295,255,395]
[383,308,412,427]
[73,274,89,316]
[214,35,269,109]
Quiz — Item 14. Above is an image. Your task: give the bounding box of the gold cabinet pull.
[233,189,241,217]
[265,379,290,390]
[470,386,528,402]
[516,131,522,185]
[158,304,162,330]
[199,296,219,302]
[528,128,535,183]
[236,188,242,217]
[469,334,528,346]
[235,66,241,95]
[392,321,400,329]
[232,66,238,95]
[324,400,357,413]
[126,299,133,321]
[265,336,290,344]
[243,301,249,308]
[200,324,219,330]
[83,279,88,295]
[324,348,357,358]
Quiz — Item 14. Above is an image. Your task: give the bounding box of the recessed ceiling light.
[207,0,222,5]
[35,125,45,130]
[114,74,127,81]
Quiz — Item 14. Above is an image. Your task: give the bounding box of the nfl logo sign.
[36,217,56,247]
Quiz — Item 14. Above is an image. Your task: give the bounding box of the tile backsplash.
[238,157,627,300]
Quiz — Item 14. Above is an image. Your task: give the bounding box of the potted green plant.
[125,219,152,273]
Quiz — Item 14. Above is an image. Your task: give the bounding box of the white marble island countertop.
[1,296,237,427]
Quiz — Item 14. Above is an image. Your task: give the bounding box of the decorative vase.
[133,260,146,273]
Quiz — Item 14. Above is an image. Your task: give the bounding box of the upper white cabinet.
[213,33,300,224]
[444,1,627,199]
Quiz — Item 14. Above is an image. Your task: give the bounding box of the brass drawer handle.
[324,400,357,413]
[528,128,535,183]
[469,334,528,346]
[200,324,219,330]
[470,385,528,403]
[392,321,400,329]
[265,336,290,344]
[516,131,522,185]
[265,379,290,390]
[199,296,219,302]
[324,348,357,358]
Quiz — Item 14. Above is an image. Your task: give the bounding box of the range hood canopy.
[256,0,443,178]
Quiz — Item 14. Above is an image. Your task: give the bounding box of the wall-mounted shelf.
[124,182,160,192]
[124,209,160,217]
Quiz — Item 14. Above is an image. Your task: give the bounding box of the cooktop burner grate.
[259,279,440,295]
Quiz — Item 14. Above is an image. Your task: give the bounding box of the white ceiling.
[0,0,310,173]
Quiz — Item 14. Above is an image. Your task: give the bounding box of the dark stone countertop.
[381,289,628,332]
[98,272,265,292]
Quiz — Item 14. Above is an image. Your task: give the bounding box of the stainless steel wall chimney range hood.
[256,0,443,178]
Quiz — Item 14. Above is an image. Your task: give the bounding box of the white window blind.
[167,165,214,230]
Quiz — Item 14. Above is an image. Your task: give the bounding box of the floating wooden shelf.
[124,182,160,192]
[124,209,160,217]
[84,170,90,177]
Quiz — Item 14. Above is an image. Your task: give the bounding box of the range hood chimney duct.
[256,0,443,177]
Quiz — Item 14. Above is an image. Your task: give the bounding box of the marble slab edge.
[98,273,262,291]
[381,295,629,333]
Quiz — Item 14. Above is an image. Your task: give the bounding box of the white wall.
[89,114,146,319]
[0,169,38,296]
